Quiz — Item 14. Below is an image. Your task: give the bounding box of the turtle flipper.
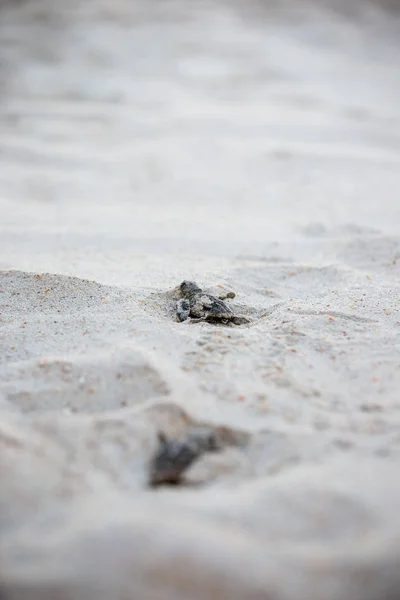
[218,290,236,300]
[176,299,191,322]
[232,315,250,325]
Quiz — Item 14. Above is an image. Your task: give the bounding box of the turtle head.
[180,281,201,297]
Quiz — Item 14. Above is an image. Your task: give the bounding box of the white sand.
[1,0,400,598]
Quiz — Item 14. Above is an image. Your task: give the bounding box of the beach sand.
[1,1,400,598]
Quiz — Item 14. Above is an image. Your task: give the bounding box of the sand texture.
[1,0,400,598]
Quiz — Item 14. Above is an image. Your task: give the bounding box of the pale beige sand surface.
[1,1,400,598]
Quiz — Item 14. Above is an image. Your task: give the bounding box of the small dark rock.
[149,429,220,486]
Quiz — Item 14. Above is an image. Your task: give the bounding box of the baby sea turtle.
[176,280,249,325]
[149,429,220,486]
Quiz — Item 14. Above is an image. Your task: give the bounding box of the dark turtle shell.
[191,294,235,320]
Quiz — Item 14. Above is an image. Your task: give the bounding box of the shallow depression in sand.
[0,348,170,413]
